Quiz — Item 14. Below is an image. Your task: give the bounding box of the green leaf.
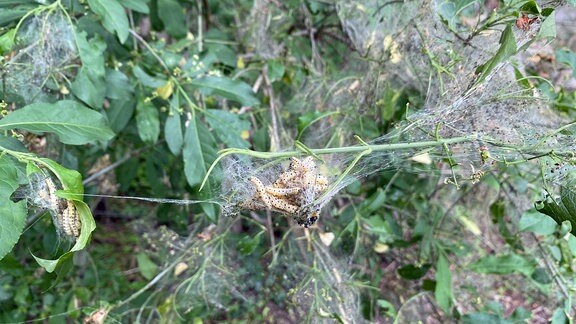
[237,232,263,255]
[0,156,27,261]
[519,210,557,235]
[133,65,167,88]
[397,264,431,280]
[520,1,540,14]
[472,25,517,88]
[536,187,576,235]
[0,0,39,5]
[136,253,159,280]
[39,158,83,194]
[183,116,217,187]
[541,8,554,17]
[205,109,250,149]
[537,12,556,40]
[252,126,270,152]
[509,307,531,322]
[183,117,218,221]
[0,29,15,55]
[32,254,61,274]
[556,49,576,78]
[469,253,537,276]
[26,158,93,271]
[0,134,27,152]
[376,299,397,318]
[189,76,260,107]
[551,307,569,324]
[107,97,135,133]
[71,32,106,108]
[32,200,96,273]
[75,32,106,76]
[72,69,107,108]
[199,187,218,222]
[267,60,285,82]
[165,96,183,155]
[206,42,237,67]
[462,313,504,324]
[105,69,133,100]
[531,267,552,284]
[364,215,392,236]
[378,86,404,121]
[490,200,520,249]
[436,1,458,31]
[157,0,187,38]
[87,0,130,43]
[513,66,532,90]
[0,7,34,26]
[119,0,149,13]
[0,101,115,145]
[435,253,452,313]
[361,188,386,214]
[136,101,160,144]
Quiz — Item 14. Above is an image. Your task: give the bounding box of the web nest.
[4,11,77,103]
[216,0,573,229]
[14,171,81,240]
[140,221,361,323]
[220,155,339,228]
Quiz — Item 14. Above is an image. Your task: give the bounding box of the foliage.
[0,0,575,323]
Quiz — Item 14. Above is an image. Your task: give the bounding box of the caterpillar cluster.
[33,174,81,239]
[237,156,329,228]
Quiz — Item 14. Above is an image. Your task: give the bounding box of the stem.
[199,134,481,191]
[197,0,203,53]
[129,30,171,73]
[115,253,184,309]
[314,136,372,205]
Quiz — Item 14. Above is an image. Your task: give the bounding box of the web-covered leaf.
[22,160,95,272]
[471,25,517,89]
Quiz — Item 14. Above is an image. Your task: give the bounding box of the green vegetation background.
[0,0,576,323]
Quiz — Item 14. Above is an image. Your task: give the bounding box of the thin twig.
[262,65,281,151]
[199,134,483,191]
[129,30,170,73]
[266,209,278,265]
[533,233,571,302]
[83,153,138,185]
